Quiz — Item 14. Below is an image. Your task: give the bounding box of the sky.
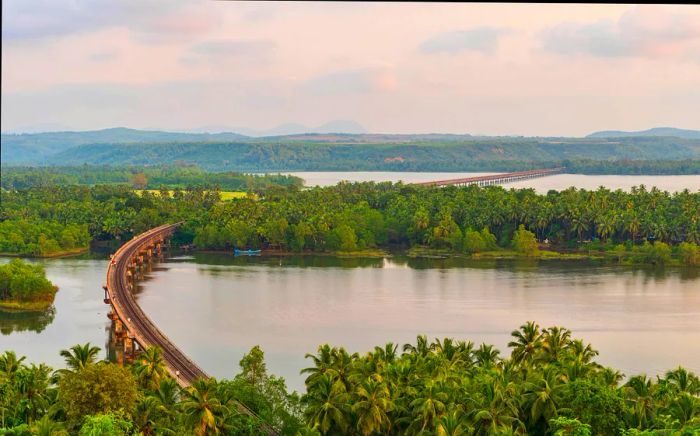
[2,1,700,136]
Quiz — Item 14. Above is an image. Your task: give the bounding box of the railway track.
[105,223,278,434]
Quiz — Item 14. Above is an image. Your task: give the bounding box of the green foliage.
[1,182,699,263]
[512,224,540,257]
[4,129,700,173]
[0,259,56,303]
[550,417,592,435]
[0,165,303,191]
[679,242,700,265]
[79,412,133,436]
[2,326,700,435]
[58,363,140,423]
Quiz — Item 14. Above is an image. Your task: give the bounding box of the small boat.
[234,248,262,256]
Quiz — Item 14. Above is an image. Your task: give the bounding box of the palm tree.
[664,367,700,395]
[302,374,350,434]
[623,375,655,429]
[0,350,26,381]
[133,347,168,390]
[508,321,541,366]
[535,327,571,364]
[522,367,564,427]
[436,409,469,436]
[473,344,500,369]
[408,381,448,433]
[403,335,433,358]
[667,392,699,427]
[470,378,523,435]
[352,378,393,435]
[59,343,100,372]
[31,415,67,436]
[181,378,227,436]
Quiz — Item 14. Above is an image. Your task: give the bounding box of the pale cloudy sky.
[2,1,700,136]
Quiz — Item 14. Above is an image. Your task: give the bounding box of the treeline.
[0,165,303,191]
[0,259,57,305]
[0,344,302,435]
[1,183,699,261]
[11,135,699,173]
[2,323,700,434]
[0,220,90,256]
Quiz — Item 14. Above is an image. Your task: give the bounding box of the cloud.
[541,6,700,59]
[2,0,219,43]
[190,40,276,57]
[303,69,397,96]
[88,50,119,63]
[419,27,509,55]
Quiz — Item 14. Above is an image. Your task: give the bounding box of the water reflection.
[134,253,700,391]
[0,307,56,335]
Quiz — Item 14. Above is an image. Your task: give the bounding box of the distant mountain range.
[587,127,700,139]
[2,126,699,170]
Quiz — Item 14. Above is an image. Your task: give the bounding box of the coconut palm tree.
[665,367,700,395]
[302,374,350,435]
[0,351,26,382]
[352,378,393,435]
[133,346,168,390]
[180,378,227,436]
[407,381,448,433]
[473,344,500,369]
[508,322,541,366]
[58,343,100,372]
[522,367,564,427]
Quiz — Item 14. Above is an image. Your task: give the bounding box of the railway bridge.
[103,223,276,433]
[414,167,565,188]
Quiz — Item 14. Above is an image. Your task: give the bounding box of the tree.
[131,173,148,189]
[512,225,539,256]
[132,347,168,391]
[59,343,100,373]
[58,363,139,423]
[79,412,133,436]
[352,378,393,435]
[180,378,227,436]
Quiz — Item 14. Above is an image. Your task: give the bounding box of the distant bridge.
[104,223,277,434]
[414,167,565,188]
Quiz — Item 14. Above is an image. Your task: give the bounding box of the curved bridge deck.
[104,223,275,433]
[414,167,565,187]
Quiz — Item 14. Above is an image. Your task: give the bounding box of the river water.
[283,172,700,193]
[2,254,699,392]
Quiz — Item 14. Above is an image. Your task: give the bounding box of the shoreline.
[0,247,89,259]
[0,298,55,312]
[186,247,695,266]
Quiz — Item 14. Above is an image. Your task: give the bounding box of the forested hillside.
[3,129,700,173]
[32,137,700,172]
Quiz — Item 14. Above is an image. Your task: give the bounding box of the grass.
[135,190,249,200]
[0,247,89,258]
[0,297,55,312]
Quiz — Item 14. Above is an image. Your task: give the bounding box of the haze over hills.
[587,127,700,139]
[2,126,700,173]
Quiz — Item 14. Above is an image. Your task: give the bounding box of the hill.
[0,127,248,164]
[587,127,700,139]
[42,136,700,172]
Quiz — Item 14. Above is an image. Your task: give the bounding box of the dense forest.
[2,323,699,434]
[0,166,303,191]
[0,259,57,310]
[0,182,698,264]
[3,129,700,174]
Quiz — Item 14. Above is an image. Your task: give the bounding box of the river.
[282,171,700,193]
[2,254,699,392]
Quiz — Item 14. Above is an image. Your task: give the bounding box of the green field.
[135,190,249,200]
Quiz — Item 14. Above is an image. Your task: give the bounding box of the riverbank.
[192,245,696,266]
[0,295,55,312]
[0,247,89,259]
